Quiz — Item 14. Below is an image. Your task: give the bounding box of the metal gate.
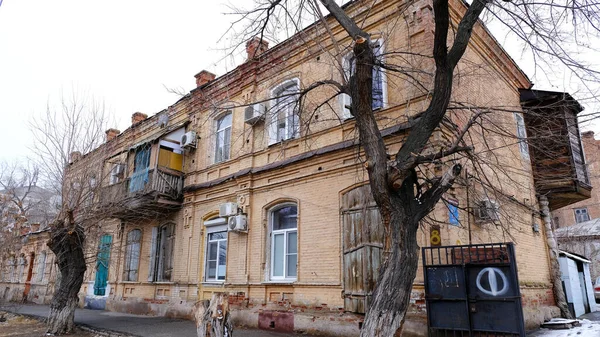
[422,243,526,337]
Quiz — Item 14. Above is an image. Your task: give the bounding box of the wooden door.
[341,184,383,313]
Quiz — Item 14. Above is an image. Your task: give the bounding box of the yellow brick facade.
[2,0,571,335]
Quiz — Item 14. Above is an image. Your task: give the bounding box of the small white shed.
[558,250,597,317]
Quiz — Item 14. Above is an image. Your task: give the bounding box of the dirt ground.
[0,311,99,337]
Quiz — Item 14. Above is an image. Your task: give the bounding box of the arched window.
[269,204,298,280]
[36,251,47,283]
[149,223,175,282]
[269,79,300,145]
[123,229,142,281]
[214,112,232,163]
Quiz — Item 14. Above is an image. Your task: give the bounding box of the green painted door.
[94,235,112,296]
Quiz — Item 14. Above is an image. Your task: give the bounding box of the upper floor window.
[514,113,529,159]
[269,204,298,281]
[123,229,142,281]
[149,223,175,282]
[340,39,386,118]
[109,163,125,185]
[574,208,590,223]
[447,202,459,226]
[269,79,300,145]
[129,145,151,193]
[215,112,232,163]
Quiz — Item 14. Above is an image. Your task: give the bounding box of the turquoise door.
[94,235,112,296]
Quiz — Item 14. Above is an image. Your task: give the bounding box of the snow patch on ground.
[533,319,600,337]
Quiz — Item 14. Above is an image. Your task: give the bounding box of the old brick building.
[1,0,593,335]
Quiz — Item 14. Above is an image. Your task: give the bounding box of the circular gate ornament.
[475,267,508,296]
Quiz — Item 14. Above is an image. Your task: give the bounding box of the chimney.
[105,128,121,142]
[132,112,148,125]
[194,70,216,88]
[582,131,595,139]
[70,151,82,163]
[246,37,269,60]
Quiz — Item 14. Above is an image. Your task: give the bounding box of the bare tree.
[216,0,600,335]
[29,88,112,335]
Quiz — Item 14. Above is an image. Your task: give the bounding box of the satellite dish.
[157,112,169,128]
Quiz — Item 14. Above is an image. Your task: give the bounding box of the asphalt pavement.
[2,304,312,337]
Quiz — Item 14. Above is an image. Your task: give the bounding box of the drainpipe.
[539,195,573,319]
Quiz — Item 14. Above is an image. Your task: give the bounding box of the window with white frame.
[574,208,590,223]
[204,217,228,282]
[215,112,232,163]
[148,223,175,282]
[269,204,298,280]
[36,251,46,282]
[340,39,386,118]
[109,163,125,185]
[514,113,530,159]
[123,229,142,281]
[269,79,300,145]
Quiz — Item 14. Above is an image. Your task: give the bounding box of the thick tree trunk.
[360,212,420,337]
[195,293,233,337]
[46,224,87,335]
[539,196,573,319]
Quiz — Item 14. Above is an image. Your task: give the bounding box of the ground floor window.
[269,204,298,281]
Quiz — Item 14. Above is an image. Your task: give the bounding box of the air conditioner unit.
[244,103,266,124]
[181,131,197,148]
[474,200,499,223]
[219,202,239,217]
[228,214,248,232]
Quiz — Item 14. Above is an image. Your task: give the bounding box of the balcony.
[520,89,592,211]
[100,167,183,218]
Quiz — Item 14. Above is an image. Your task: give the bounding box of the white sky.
[0,0,237,162]
[0,0,597,164]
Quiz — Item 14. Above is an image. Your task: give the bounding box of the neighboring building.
[552,131,600,229]
[556,219,600,283]
[0,224,58,304]
[1,0,593,335]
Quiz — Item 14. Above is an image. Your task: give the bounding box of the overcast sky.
[0,0,237,163]
[0,0,597,164]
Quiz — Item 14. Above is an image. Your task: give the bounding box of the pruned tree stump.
[194,293,233,337]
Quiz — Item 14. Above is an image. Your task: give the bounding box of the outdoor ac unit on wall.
[228,214,248,232]
[219,202,239,217]
[474,199,500,223]
[181,131,197,148]
[244,103,266,124]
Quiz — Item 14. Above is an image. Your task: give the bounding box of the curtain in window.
[123,230,141,281]
[129,146,151,193]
